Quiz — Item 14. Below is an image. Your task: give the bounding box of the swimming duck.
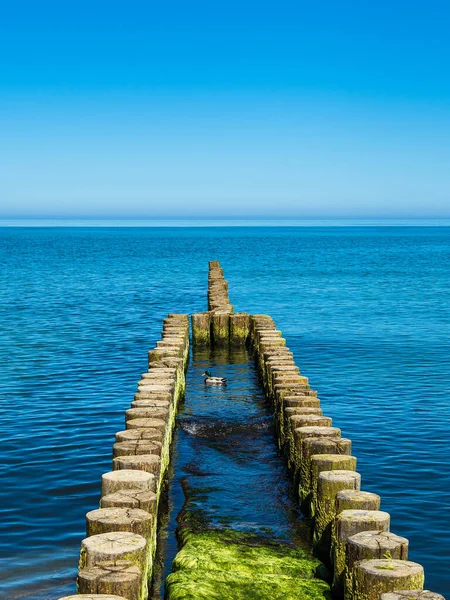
[202,370,227,385]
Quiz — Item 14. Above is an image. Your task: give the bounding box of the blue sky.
[1,0,450,219]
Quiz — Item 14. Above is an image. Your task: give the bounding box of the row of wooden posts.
[59,314,190,600]
[192,260,250,346]
[248,314,434,600]
[190,261,443,600]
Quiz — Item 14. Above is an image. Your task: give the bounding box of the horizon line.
[1,217,450,228]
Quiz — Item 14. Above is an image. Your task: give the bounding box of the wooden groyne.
[59,314,189,600]
[59,261,445,600]
[190,262,443,600]
[192,260,250,347]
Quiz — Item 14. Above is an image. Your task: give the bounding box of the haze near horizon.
[1,1,450,220]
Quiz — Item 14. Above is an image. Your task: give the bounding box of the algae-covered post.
[229,312,250,345]
[191,312,211,346]
[332,509,391,595]
[344,531,409,597]
[351,560,424,600]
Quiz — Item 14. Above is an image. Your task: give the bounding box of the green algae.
[167,528,331,600]
[166,568,331,600]
[174,530,322,578]
[164,505,332,600]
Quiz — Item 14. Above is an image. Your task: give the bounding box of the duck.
[202,370,227,385]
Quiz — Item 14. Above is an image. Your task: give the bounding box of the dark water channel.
[152,347,312,598]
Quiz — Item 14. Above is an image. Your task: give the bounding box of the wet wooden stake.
[313,470,361,561]
[229,313,250,345]
[113,454,161,477]
[286,415,333,464]
[298,436,351,512]
[345,531,409,598]
[191,312,211,346]
[101,489,157,514]
[351,560,424,600]
[86,507,153,540]
[211,311,230,346]
[116,429,164,443]
[336,490,381,514]
[332,509,391,595]
[79,532,148,597]
[77,560,142,600]
[380,592,445,600]
[125,408,169,421]
[113,440,162,458]
[102,470,156,496]
[310,455,357,517]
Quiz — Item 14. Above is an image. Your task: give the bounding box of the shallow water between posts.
[151,346,316,598]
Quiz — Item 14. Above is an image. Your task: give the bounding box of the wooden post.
[345,531,409,597]
[351,560,424,600]
[77,560,142,600]
[86,508,153,541]
[113,454,161,477]
[116,429,164,443]
[79,532,148,598]
[229,313,250,345]
[113,440,162,458]
[101,470,156,496]
[380,592,445,600]
[313,470,361,561]
[298,436,351,512]
[101,489,157,515]
[211,311,230,346]
[309,455,357,516]
[336,490,381,514]
[332,509,391,595]
[191,312,211,346]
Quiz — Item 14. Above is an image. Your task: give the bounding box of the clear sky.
[1,0,450,219]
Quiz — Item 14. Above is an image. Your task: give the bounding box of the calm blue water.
[0,226,449,598]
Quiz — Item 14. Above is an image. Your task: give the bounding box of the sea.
[0,222,449,598]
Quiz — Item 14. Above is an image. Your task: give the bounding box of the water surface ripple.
[0,226,449,597]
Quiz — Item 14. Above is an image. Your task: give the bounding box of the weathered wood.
[125,408,169,421]
[101,470,156,496]
[310,455,357,516]
[113,440,162,458]
[298,437,351,512]
[86,508,152,540]
[77,560,142,600]
[351,560,424,600]
[286,415,333,465]
[101,489,157,514]
[113,454,161,476]
[115,429,164,443]
[131,400,170,409]
[191,312,211,346]
[336,490,381,514]
[313,470,361,560]
[332,509,391,595]
[211,311,230,345]
[126,418,167,433]
[79,532,148,594]
[345,531,409,597]
[229,313,250,345]
[284,396,321,408]
[380,592,445,600]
